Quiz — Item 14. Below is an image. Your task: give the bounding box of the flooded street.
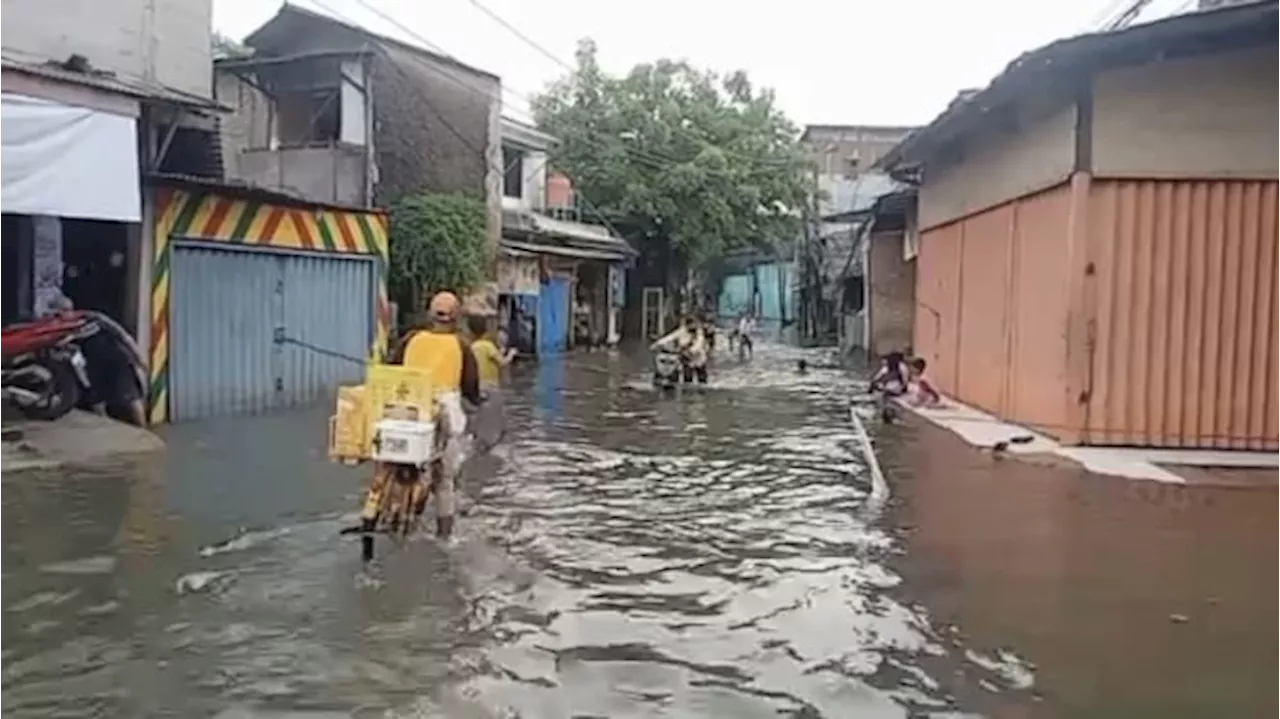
[3,345,1275,718]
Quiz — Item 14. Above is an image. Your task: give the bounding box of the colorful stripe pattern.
[148,188,391,424]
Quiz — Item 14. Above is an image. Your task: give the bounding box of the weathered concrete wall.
[215,70,366,206]
[215,70,272,152]
[1091,46,1278,179]
[868,230,915,357]
[2,0,212,98]
[244,16,501,244]
[236,148,367,206]
[918,95,1076,230]
[370,45,500,244]
[803,125,914,177]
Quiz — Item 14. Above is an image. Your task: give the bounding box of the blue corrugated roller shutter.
[279,252,373,408]
[169,244,374,421]
[170,245,277,420]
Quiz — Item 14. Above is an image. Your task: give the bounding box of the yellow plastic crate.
[327,385,368,463]
[327,363,437,464]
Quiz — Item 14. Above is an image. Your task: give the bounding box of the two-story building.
[1,0,222,340]
[214,4,503,244]
[3,0,401,425]
[797,124,913,350]
[879,1,1278,450]
[497,116,633,354]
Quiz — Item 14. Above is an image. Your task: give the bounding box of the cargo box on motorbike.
[327,385,368,463]
[327,363,437,464]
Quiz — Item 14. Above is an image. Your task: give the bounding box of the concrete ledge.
[1,410,165,474]
[902,398,1277,484]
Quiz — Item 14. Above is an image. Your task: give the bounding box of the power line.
[336,0,694,172]
[335,0,801,172]
[301,0,793,239]
[307,0,633,238]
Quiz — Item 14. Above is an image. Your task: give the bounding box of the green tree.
[533,40,810,274]
[387,192,488,322]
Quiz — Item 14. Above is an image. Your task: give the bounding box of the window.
[503,147,524,199]
[276,89,340,146]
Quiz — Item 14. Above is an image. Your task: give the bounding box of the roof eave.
[879,1,1279,171]
[245,3,501,83]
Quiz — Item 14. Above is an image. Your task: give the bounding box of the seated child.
[870,351,909,397]
[906,357,942,408]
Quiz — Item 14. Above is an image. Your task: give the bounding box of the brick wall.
[369,45,502,247]
[868,230,915,357]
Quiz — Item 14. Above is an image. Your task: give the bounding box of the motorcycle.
[1,313,98,421]
[352,401,453,562]
[652,350,683,390]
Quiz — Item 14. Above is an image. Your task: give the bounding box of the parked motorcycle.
[1,313,97,420]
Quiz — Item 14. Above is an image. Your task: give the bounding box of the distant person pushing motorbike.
[651,315,709,385]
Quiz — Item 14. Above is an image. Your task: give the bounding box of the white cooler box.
[372,419,437,466]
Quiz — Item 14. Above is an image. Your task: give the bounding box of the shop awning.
[500,238,631,262]
[1,93,141,222]
[500,196,636,258]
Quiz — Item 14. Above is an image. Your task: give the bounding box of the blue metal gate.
[169,244,374,420]
[537,276,569,354]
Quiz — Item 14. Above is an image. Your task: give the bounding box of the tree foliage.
[533,39,810,270]
[387,192,488,320]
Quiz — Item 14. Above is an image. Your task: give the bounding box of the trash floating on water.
[175,570,234,595]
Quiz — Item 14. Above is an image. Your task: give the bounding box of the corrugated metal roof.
[145,172,385,215]
[501,200,636,256]
[1,56,228,111]
[245,4,500,82]
[500,239,630,262]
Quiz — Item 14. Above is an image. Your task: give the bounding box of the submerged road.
[2,344,1275,717]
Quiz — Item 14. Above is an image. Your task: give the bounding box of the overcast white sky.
[213,0,1192,128]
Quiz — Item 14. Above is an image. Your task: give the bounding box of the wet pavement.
[2,344,1275,718]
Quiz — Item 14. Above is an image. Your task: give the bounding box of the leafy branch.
[387,192,488,322]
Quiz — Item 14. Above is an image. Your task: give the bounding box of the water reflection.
[878,422,1278,717]
[1,344,1273,718]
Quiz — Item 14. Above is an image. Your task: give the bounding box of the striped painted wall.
[149,187,390,424]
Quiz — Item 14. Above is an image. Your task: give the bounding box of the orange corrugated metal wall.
[914,184,1075,434]
[1085,179,1279,449]
[914,222,962,393]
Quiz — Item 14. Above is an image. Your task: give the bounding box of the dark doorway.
[60,219,131,329]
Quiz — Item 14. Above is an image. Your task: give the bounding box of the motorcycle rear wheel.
[360,462,436,562]
[13,361,80,421]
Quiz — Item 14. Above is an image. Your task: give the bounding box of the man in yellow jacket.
[396,291,482,540]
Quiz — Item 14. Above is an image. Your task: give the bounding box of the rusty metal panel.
[914,222,963,393]
[956,206,1015,415]
[1006,186,1074,432]
[1086,179,1279,449]
[914,185,1077,436]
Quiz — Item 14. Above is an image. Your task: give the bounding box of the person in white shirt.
[734,311,756,360]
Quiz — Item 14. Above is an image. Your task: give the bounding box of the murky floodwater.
[3,344,1275,718]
